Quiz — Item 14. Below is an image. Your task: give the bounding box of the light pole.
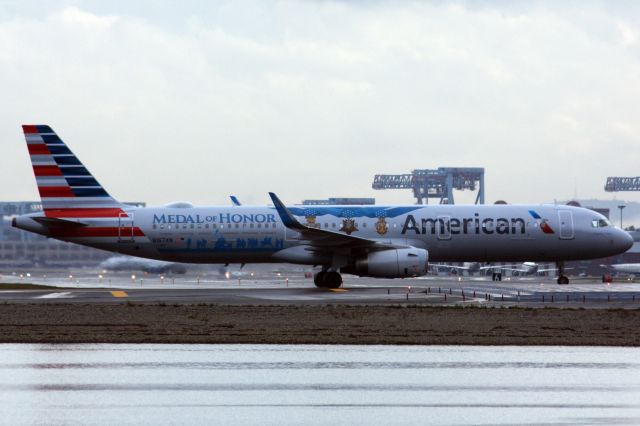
[618,205,626,229]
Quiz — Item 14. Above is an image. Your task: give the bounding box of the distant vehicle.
[99,256,187,274]
[12,125,633,287]
[601,263,640,277]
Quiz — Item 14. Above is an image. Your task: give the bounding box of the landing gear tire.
[314,271,327,287]
[555,261,569,285]
[313,271,343,288]
[324,271,343,289]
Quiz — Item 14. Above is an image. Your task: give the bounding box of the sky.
[1,0,639,207]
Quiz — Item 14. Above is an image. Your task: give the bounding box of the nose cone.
[617,229,634,253]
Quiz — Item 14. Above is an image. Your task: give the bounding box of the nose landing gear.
[314,271,343,288]
[556,261,569,285]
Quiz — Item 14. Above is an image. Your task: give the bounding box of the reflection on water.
[1,345,640,425]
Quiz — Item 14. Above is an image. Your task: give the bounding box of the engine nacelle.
[345,248,429,278]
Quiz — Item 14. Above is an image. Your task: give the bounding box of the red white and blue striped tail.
[23,125,126,218]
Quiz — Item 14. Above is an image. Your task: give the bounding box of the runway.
[2,273,640,345]
[2,274,640,307]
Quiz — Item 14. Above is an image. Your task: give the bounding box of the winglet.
[268,192,306,231]
[230,195,241,206]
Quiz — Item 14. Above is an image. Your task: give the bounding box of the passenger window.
[257,223,261,228]
[363,222,367,228]
[332,223,336,228]
[153,224,157,229]
[250,223,254,229]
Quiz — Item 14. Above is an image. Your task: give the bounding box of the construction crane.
[605,177,640,192]
[372,167,485,205]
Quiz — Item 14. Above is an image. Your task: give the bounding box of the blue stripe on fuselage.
[287,206,421,218]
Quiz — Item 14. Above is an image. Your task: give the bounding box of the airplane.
[600,263,640,277]
[431,261,563,280]
[489,261,566,276]
[12,125,634,288]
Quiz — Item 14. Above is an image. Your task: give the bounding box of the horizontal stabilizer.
[33,217,88,227]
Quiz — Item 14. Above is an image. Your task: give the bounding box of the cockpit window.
[592,219,610,228]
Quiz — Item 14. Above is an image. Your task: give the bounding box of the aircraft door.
[557,210,574,240]
[437,215,451,240]
[118,212,135,243]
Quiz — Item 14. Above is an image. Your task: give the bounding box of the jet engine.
[344,248,429,278]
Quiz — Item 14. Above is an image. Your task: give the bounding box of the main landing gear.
[314,271,343,289]
[556,261,569,285]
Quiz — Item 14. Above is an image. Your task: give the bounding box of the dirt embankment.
[1,304,640,345]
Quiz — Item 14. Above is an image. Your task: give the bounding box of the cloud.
[0,1,639,209]
[58,6,117,29]
[616,21,637,46]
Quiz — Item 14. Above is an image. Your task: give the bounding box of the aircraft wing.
[536,267,572,273]
[430,263,471,271]
[269,192,407,250]
[478,265,528,273]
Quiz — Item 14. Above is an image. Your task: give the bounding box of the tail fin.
[22,125,125,217]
